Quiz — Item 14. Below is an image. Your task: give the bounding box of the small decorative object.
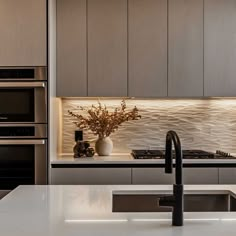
[85,147,95,157]
[73,130,95,158]
[68,100,141,156]
[95,136,113,156]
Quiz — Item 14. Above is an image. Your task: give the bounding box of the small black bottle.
[75,130,83,142]
[73,130,85,158]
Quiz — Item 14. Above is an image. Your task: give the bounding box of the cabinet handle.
[0,140,45,145]
[0,82,46,88]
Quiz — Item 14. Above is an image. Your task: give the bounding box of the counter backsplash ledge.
[61,99,236,154]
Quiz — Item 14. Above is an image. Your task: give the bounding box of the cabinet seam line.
[127,0,129,97]
[203,0,205,96]
[167,0,169,97]
[86,0,89,96]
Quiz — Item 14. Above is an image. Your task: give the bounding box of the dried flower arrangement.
[68,100,141,138]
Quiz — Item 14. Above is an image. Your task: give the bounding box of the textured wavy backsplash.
[61,99,236,154]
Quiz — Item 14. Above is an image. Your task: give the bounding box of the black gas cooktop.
[131,150,236,159]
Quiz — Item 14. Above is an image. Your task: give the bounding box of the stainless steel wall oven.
[0,67,48,198]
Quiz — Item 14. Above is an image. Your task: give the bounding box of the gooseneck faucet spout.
[159,130,184,226]
[165,130,183,185]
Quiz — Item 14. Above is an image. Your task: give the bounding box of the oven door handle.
[0,140,45,145]
[0,82,46,88]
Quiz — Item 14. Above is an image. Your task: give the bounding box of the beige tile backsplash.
[61,98,236,154]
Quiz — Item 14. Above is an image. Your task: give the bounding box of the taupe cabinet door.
[132,168,174,184]
[128,0,167,97]
[204,0,236,96]
[219,168,236,184]
[183,168,218,184]
[57,0,87,97]
[51,168,132,184]
[88,0,127,96]
[132,168,218,185]
[0,0,46,66]
[168,0,203,97]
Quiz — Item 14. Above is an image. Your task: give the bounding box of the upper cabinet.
[168,0,203,97]
[204,0,236,96]
[128,0,167,97]
[0,0,47,66]
[88,0,127,97]
[57,0,87,97]
[56,0,236,98]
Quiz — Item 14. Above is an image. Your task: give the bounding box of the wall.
[60,98,236,154]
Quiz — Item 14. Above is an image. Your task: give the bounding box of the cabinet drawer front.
[219,168,236,184]
[133,168,218,185]
[51,168,131,185]
[184,168,218,184]
[132,168,174,184]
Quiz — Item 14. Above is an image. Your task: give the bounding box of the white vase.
[95,136,113,156]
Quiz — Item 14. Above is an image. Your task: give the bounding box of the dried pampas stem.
[68,99,141,138]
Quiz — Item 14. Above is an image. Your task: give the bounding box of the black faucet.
[159,130,184,226]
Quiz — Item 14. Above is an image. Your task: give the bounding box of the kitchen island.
[1,185,236,236]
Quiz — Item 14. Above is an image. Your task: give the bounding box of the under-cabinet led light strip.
[65,218,236,223]
[65,219,128,223]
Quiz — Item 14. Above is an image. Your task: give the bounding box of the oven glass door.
[0,88,34,122]
[0,82,47,123]
[0,144,35,189]
[0,139,47,190]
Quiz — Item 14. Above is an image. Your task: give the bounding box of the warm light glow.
[220,218,236,221]
[64,218,236,223]
[132,218,236,222]
[131,219,171,222]
[185,218,220,221]
[61,97,236,154]
[65,219,128,223]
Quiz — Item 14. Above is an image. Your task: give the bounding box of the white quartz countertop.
[1,185,236,235]
[51,153,236,165]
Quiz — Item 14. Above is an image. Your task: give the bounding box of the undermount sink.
[112,190,236,212]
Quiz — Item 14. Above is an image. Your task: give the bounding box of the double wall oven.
[0,67,47,198]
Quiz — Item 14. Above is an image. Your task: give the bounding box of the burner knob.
[145,150,150,155]
[216,150,231,157]
[223,152,228,157]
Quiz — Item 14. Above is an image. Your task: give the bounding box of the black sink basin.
[112,191,236,212]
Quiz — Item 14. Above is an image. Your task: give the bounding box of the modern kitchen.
[1,0,236,235]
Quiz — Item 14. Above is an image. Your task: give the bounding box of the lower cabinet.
[132,168,174,184]
[51,167,231,185]
[219,168,236,184]
[183,168,218,184]
[132,168,219,184]
[51,168,132,185]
